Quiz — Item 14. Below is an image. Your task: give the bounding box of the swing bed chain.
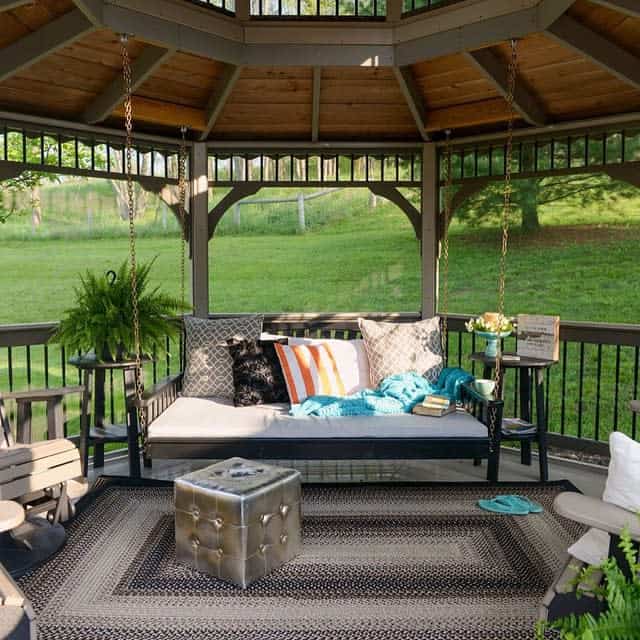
[487,38,518,452]
[120,35,147,444]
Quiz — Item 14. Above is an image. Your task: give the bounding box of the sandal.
[477,495,530,515]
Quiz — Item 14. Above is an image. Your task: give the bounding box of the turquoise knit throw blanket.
[290,367,473,418]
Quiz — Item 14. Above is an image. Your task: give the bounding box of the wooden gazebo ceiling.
[1,0,640,142]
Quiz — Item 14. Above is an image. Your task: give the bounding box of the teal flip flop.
[507,494,544,514]
[477,495,530,515]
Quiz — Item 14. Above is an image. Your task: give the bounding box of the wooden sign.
[516,315,560,361]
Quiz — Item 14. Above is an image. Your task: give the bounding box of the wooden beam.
[0,9,95,83]
[368,185,421,239]
[546,14,640,91]
[113,97,206,131]
[604,165,640,189]
[311,67,321,143]
[71,0,103,25]
[392,66,429,142]
[208,184,261,239]
[466,48,547,126]
[199,65,242,142]
[84,45,174,124]
[588,0,640,18]
[0,0,33,12]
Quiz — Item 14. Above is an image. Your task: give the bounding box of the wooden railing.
[1,313,638,456]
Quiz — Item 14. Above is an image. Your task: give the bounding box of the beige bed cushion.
[147,397,488,442]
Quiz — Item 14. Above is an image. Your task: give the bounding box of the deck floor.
[90,448,607,497]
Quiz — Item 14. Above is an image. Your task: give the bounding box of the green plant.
[54,258,188,360]
[537,526,640,640]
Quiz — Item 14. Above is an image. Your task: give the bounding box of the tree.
[454,174,640,232]
[0,172,54,224]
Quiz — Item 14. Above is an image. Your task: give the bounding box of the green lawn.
[1,183,639,446]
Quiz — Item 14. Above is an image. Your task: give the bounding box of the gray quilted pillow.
[358,317,443,387]
[182,315,263,398]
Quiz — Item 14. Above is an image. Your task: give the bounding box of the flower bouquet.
[466,312,515,358]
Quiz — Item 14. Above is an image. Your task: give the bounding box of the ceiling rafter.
[466,48,548,126]
[546,14,640,90]
[71,0,103,25]
[311,67,321,142]
[587,0,640,18]
[0,0,33,12]
[392,66,429,141]
[199,64,243,141]
[0,9,95,84]
[83,45,175,124]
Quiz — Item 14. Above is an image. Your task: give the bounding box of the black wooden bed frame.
[136,317,505,482]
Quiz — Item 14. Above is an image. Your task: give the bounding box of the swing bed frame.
[135,319,505,482]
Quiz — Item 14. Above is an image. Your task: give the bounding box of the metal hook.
[106,270,117,286]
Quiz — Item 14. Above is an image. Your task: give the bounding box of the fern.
[537,525,640,640]
[53,258,189,360]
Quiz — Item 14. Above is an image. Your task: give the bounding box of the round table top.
[470,351,556,369]
[69,354,151,370]
[0,500,25,533]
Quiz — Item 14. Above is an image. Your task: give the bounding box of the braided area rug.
[18,477,582,640]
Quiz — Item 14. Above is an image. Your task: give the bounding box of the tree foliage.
[455,174,640,231]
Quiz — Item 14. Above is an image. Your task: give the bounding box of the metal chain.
[120,35,146,441]
[178,126,188,312]
[488,38,518,451]
[440,129,453,360]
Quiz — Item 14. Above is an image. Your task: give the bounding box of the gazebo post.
[190,142,210,317]
[421,142,440,319]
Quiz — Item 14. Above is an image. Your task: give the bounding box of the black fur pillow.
[225,338,289,407]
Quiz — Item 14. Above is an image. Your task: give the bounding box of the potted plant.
[536,526,640,639]
[466,312,515,358]
[54,258,188,362]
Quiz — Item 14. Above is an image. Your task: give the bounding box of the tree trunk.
[518,179,541,232]
[30,185,42,230]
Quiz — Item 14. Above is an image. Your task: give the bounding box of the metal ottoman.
[174,457,301,588]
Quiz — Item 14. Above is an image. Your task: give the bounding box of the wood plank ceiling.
[0,0,639,141]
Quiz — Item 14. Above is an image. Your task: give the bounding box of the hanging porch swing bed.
[117,39,521,483]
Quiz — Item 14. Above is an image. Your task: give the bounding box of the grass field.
[1,181,639,447]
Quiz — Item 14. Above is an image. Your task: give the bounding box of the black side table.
[470,352,555,482]
[71,356,143,478]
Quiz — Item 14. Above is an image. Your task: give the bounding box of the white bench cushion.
[147,397,488,442]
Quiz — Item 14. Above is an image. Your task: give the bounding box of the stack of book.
[502,417,537,436]
[413,394,456,417]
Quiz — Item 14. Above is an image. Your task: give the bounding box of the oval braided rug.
[18,477,583,640]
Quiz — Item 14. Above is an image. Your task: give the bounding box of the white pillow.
[287,337,371,395]
[603,431,640,513]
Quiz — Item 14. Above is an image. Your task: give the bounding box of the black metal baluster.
[561,341,567,434]
[44,345,49,388]
[595,343,602,441]
[110,369,115,424]
[577,342,585,438]
[26,345,31,387]
[7,347,13,391]
[613,344,621,432]
[633,346,639,440]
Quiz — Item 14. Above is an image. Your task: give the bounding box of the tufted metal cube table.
[174,457,301,588]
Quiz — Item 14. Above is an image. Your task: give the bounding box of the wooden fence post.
[297,192,305,232]
[422,143,439,319]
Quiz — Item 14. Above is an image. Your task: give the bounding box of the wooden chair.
[0,561,35,640]
[0,388,87,577]
[540,403,640,624]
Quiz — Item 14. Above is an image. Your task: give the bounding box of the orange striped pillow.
[274,343,346,404]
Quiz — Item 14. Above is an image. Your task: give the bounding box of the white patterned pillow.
[358,317,443,387]
[182,315,263,398]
